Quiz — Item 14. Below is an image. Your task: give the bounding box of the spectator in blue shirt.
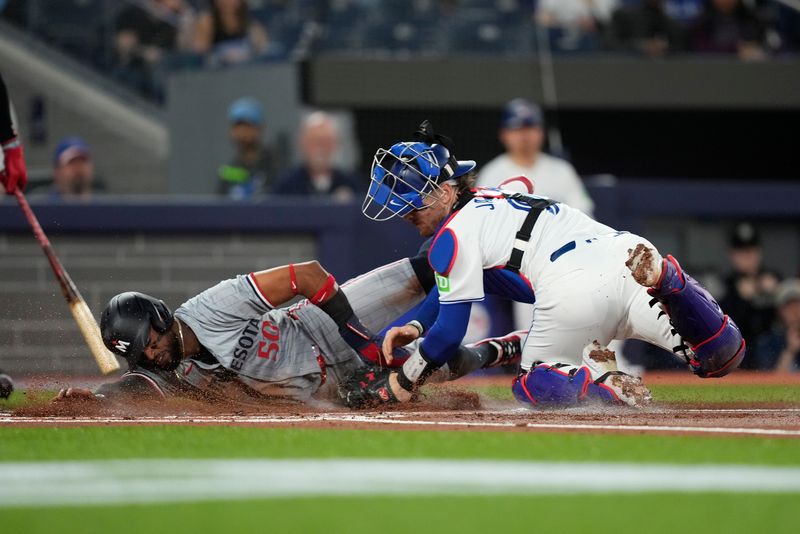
[272,112,361,201]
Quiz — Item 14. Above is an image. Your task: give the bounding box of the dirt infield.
[2,372,798,437]
[3,407,800,437]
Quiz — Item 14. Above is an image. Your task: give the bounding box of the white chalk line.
[1,459,799,507]
[2,413,799,436]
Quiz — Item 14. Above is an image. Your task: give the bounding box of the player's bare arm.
[249,261,336,307]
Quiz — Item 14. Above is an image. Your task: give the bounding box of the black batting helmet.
[100,292,173,368]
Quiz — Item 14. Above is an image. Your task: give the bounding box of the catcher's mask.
[100,292,174,369]
[362,120,475,221]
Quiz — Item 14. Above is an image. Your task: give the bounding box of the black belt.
[504,193,556,274]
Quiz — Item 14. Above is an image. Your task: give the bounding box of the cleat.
[581,342,652,407]
[625,243,664,288]
[604,374,652,407]
[470,330,527,367]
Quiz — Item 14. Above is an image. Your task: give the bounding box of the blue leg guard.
[649,255,746,378]
[512,364,621,407]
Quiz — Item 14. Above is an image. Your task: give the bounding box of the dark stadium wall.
[352,108,799,181]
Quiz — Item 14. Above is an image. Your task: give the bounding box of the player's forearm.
[418,303,471,366]
[94,373,166,401]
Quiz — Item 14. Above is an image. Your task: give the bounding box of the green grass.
[1,426,799,465]
[2,381,799,533]
[0,389,55,409]
[2,493,798,534]
[649,384,800,403]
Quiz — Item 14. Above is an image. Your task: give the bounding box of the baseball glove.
[337,366,399,409]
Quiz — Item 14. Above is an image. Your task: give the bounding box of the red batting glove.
[1,138,28,194]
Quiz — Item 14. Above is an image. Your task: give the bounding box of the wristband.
[397,346,438,392]
[406,320,424,336]
[309,274,336,305]
[288,264,299,295]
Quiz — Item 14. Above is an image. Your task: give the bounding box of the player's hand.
[337,367,402,409]
[0,373,13,399]
[1,138,28,194]
[52,387,98,402]
[382,325,421,363]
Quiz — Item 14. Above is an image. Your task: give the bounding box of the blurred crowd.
[217,99,361,201]
[718,222,800,372]
[1,0,799,100]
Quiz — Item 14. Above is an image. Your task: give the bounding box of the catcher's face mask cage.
[363,141,457,221]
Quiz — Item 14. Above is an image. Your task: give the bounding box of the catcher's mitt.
[337,366,399,409]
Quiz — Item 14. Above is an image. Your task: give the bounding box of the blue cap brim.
[453,160,476,178]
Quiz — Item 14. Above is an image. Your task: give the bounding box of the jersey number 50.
[257,320,280,360]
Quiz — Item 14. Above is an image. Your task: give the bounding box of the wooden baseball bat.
[13,188,120,374]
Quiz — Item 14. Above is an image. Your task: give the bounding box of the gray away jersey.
[166,259,425,402]
[174,273,325,384]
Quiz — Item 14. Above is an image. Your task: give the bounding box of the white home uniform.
[432,188,680,370]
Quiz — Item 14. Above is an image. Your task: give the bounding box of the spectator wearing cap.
[217,97,276,200]
[477,99,595,337]
[477,98,594,216]
[50,137,101,201]
[272,112,361,201]
[719,222,781,367]
[755,280,800,372]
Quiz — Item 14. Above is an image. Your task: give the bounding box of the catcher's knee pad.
[649,255,746,378]
[512,363,619,407]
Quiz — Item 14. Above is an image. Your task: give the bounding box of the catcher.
[337,121,745,409]
[55,256,524,405]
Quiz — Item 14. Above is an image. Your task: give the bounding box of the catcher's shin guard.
[512,364,628,407]
[649,255,745,378]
